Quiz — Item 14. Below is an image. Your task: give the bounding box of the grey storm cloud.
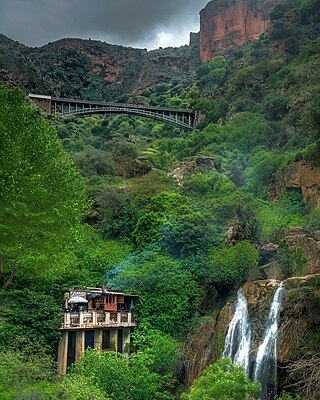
[1,0,209,48]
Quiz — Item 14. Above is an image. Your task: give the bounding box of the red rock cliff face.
[200,0,279,63]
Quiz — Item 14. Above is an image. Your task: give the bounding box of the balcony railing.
[62,311,136,329]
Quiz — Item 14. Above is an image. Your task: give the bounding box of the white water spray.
[223,288,251,374]
[253,282,284,400]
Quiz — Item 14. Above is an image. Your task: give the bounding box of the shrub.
[181,358,260,400]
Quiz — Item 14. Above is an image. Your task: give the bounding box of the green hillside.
[0,0,319,398]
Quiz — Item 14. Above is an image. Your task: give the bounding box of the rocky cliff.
[199,0,280,63]
[269,160,320,209]
[0,35,195,100]
[186,275,320,397]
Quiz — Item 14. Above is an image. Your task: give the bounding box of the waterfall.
[223,288,251,374]
[253,282,284,400]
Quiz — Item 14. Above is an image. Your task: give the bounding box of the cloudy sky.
[1,0,209,49]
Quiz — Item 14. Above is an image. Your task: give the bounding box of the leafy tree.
[0,87,87,288]
[132,323,183,376]
[63,226,133,287]
[133,192,216,257]
[244,150,284,197]
[208,241,259,287]
[58,375,109,400]
[181,358,260,400]
[70,348,174,400]
[107,251,201,337]
[0,341,57,399]
[72,146,116,177]
[225,112,274,153]
[0,289,62,354]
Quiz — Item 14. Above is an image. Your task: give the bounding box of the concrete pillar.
[93,311,97,326]
[128,312,132,325]
[57,331,68,375]
[94,330,102,351]
[79,311,84,327]
[75,331,85,361]
[64,312,70,327]
[123,328,131,354]
[105,312,110,324]
[110,329,118,352]
[117,312,121,325]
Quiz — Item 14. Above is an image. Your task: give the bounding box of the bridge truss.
[28,94,194,130]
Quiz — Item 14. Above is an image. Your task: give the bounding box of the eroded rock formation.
[269,160,320,208]
[169,156,216,183]
[186,275,320,392]
[284,228,320,275]
[199,0,280,63]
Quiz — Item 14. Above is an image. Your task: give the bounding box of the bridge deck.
[28,94,194,130]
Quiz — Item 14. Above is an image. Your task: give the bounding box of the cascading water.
[253,282,284,400]
[222,288,251,374]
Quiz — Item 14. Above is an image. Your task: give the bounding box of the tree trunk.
[2,267,17,290]
[0,256,3,282]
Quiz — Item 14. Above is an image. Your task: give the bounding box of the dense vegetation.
[0,0,320,398]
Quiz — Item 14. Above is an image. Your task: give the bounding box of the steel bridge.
[28,94,194,130]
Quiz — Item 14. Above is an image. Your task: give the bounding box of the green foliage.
[63,226,133,287]
[132,323,183,376]
[244,150,285,197]
[70,348,174,400]
[58,375,109,400]
[198,56,228,92]
[133,192,217,258]
[208,241,259,287]
[0,343,57,399]
[0,87,87,287]
[72,146,116,177]
[181,358,260,400]
[258,191,306,240]
[107,252,201,337]
[182,173,236,198]
[0,290,62,354]
[225,113,274,153]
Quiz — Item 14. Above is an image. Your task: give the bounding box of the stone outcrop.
[284,228,320,275]
[169,156,216,183]
[131,156,153,177]
[199,0,280,63]
[189,32,200,48]
[186,275,320,388]
[269,160,320,208]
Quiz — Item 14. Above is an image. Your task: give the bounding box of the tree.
[107,251,201,337]
[208,241,259,287]
[181,358,260,400]
[0,289,62,354]
[132,322,183,377]
[70,348,174,400]
[0,87,87,288]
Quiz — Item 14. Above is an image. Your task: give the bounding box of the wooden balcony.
[61,310,136,330]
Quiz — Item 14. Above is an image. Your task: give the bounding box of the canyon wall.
[199,0,279,63]
[186,275,320,394]
[269,160,320,209]
[0,35,195,99]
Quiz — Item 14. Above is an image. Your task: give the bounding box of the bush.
[72,147,115,177]
[181,358,260,400]
[70,349,174,400]
[208,241,259,287]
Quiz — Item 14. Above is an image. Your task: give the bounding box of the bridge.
[28,94,194,130]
